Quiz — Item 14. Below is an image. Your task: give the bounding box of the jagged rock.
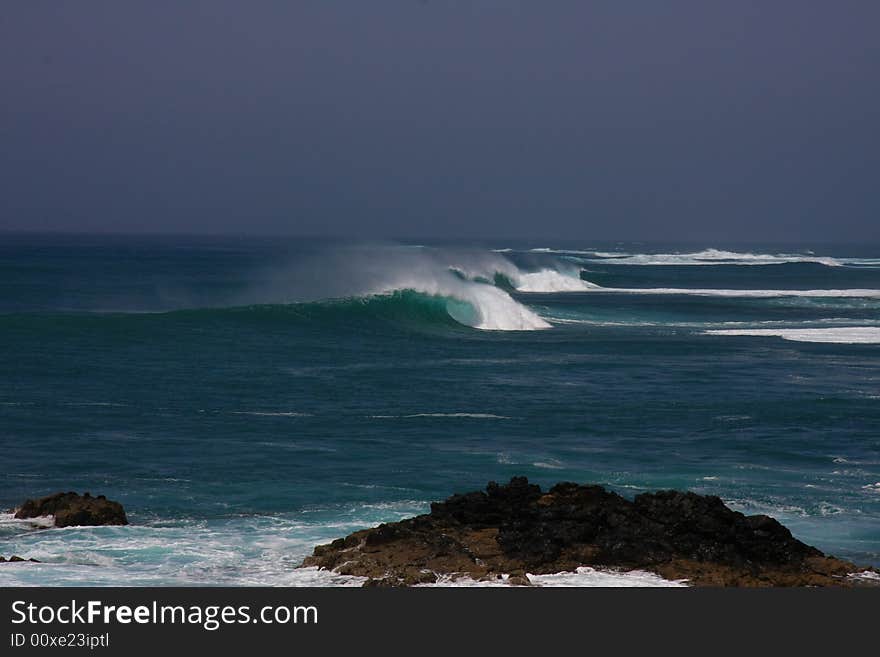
[14,491,127,527]
[301,477,872,587]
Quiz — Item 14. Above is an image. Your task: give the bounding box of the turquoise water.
[1,235,879,585]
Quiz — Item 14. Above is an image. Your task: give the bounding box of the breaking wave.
[578,286,880,298]
[518,247,880,268]
[585,248,846,267]
[369,279,550,331]
[705,327,880,344]
[250,245,598,330]
[512,269,599,292]
[22,243,880,333]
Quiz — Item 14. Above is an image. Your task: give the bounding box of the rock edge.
[301,477,876,587]
[14,491,128,527]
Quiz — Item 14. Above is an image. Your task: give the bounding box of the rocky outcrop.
[14,492,128,527]
[0,556,40,563]
[301,477,874,586]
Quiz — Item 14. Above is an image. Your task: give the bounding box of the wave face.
[287,291,472,329]
[371,278,550,331]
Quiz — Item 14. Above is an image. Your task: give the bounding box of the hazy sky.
[1,1,878,242]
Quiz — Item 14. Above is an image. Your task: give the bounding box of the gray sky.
[1,1,878,242]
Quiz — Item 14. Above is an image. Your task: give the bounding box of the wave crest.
[587,248,844,267]
[513,269,599,293]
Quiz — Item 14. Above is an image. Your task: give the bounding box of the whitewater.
[523,247,880,268]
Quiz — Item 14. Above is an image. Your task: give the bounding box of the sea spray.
[246,244,552,330]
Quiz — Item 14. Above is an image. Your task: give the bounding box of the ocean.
[1,234,878,586]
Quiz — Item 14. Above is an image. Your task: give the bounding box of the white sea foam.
[403,412,511,419]
[513,269,598,293]
[0,505,429,587]
[558,248,880,267]
[848,570,880,582]
[526,248,606,256]
[0,513,55,531]
[587,286,880,298]
[231,411,312,417]
[532,460,565,469]
[418,567,686,587]
[369,413,512,419]
[528,567,688,587]
[705,327,880,344]
[517,247,880,268]
[589,249,844,267]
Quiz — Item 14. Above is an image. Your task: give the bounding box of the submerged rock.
[301,477,873,587]
[14,491,128,527]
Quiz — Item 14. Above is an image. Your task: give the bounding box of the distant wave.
[512,269,599,293]
[580,285,880,298]
[521,247,880,268]
[705,327,880,344]
[586,249,844,267]
[451,260,593,294]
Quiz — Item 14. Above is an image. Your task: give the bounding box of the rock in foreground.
[301,477,871,586]
[14,492,128,527]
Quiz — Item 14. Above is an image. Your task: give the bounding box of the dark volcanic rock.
[14,492,128,527]
[1,556,40,563]
[301,477,869,587]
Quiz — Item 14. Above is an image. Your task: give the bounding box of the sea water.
[1,235,878,586]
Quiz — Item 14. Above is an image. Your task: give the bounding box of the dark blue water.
[1,235,879,585]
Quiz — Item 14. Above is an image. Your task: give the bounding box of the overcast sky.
[1,1,878,242]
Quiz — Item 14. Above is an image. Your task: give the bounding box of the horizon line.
[1,228,877,248]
